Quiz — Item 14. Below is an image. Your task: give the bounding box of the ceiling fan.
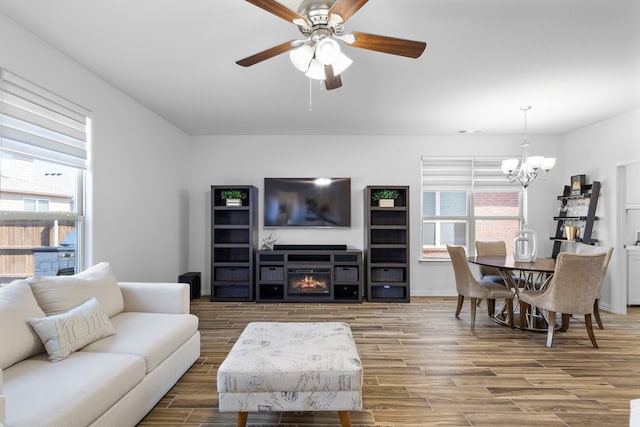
[236,0,427,90]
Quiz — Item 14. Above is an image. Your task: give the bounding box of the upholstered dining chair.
[518,252,606,348]
[574,243,614,330]
[447,245,515,329]
[475,241,508,283]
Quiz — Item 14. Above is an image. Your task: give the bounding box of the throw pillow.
[28,297,116,362]
[28,262,124,317]
[0,280,46,369]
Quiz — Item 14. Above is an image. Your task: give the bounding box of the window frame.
[1,68,89,280]
[420,157,523,261]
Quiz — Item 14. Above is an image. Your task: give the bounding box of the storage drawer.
[259,284,284,300]
[335,266,359,282]
[334,285,360,300]
[214,285,250,299]
[260,266,284,281]
[371,267,404,282]
[370,285,406,299]
[215,267,249,282]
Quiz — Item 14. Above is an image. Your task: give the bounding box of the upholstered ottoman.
[217,322,362,427]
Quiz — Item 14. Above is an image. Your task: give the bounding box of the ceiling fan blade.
[246,0,311,27]
[348,32,426,58]
[236,40,295,67]
[324,65,343,90]
[328,0,369,24]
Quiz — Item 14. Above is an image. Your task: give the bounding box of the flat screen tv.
[264,178,351,227]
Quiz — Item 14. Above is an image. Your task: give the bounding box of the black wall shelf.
[364,186,410,302]
[550,181,600,258]
[210,185,258,301]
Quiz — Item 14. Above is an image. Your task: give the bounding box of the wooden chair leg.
[487,299,496,317]
[585,313,599,349]
[506,299,514,329]
[546,311,556,348]
[560,314,571,332]
[470,297,477,330]
[519,301,529,331]
[593,298,604,330]
[455,295,464,318]
[237,412,248,427]
[338,411,352,427]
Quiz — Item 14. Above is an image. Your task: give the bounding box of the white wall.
[1,13,190,282]
[187,134,564,295]
[563,108,640,313]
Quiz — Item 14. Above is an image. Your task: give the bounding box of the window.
[421,157,522,259]
[0,68,90,283]
[24,198,50,212]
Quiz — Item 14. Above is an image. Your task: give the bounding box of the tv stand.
[256,248,363,303]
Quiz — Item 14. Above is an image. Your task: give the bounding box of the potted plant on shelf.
[220,190,247,207]
[372,189,399,207]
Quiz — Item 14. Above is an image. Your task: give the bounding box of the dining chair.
[574,243,614,330]
[518,252,606,348]
[446,245,515,329]
[475,241,507,283]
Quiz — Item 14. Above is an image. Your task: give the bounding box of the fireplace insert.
[287,267,330,296]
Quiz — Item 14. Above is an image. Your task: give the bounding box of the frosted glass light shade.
[315,38,341,65]
[332,52,353,75]
[527,156,544,169]
[289,45,314,72]
[305,59,326,80]
[502,158,519,173]
[541,157,556,170]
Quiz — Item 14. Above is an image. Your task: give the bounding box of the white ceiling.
[0,0,638,135]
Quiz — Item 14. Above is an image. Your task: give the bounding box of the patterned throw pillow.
[28,297,116,362]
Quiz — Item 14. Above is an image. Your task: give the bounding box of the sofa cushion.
[0,280,46,370]
[82,312,198,372]
[2,351,145,427]
[28,262,124,317]
[28,297,117,362]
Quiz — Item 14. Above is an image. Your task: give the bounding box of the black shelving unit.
[364,186,410,302]
[210,185,258,301]
[550,180,600,258]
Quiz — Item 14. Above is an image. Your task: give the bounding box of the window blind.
[0,68,90,168]
[421,156,519,191]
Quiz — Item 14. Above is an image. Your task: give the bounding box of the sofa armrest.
[118,282,190,314]
[1,368,5,426]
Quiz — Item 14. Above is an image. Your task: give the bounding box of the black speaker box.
[178,272,201,300]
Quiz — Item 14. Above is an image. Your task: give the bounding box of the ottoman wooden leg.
[237,411,248,427]
[339,411,352,427]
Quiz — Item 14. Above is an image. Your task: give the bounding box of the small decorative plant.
[220,190,247,200]
[372,189,399,201]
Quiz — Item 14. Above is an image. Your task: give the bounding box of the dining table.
[467,256,556,331]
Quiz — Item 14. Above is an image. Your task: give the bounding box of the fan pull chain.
[308,78,313,111]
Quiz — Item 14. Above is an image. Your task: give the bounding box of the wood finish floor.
[139,297,640,426]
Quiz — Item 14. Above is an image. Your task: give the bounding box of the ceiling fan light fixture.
[289,44,314,72]
[315,37,341,65]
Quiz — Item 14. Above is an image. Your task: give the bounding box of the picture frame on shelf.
[571,174,585,196]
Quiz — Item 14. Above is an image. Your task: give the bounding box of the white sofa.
[0,262,200,427]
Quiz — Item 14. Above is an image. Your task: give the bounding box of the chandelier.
[501,106,556,188]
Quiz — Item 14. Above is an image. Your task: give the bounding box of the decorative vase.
[513,228,538,262]
[378,199,395,208]
[564,225,580,241]
[225,198,242,207]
